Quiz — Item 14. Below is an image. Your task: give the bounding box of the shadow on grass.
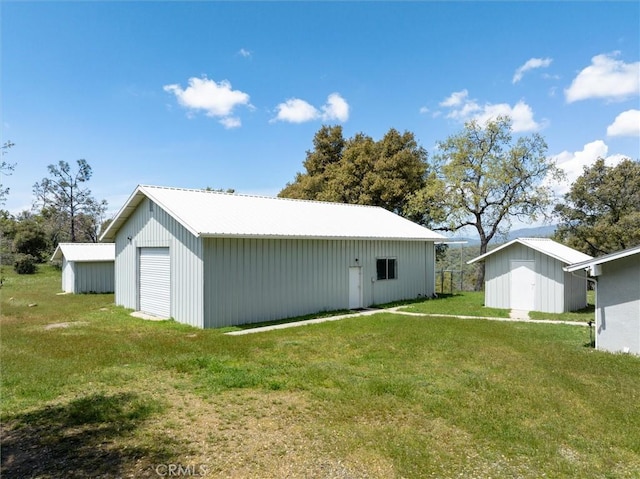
[219,308,354,332]
[1,392,171,479]
[375,293,454,309]
[575,304,596,314]
[217,294,458,332]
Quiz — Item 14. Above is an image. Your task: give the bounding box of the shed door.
[510,260,536,310]
[139,247,171,318]
[63,258,75,293]
[349,267,363,309]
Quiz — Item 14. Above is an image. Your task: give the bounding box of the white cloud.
[565,52,640,103]
[272,98,319,123]
[219,117,242,129]
[163,76,251,126]
[439,89,469,107]
[440,90,541,132]
[607,109,640,137]
[476,101,541,133]
[550,140,627,195]
[238,48,252,58]
[419,106,429,114]
[271,93,350,123]
[512,57,553,83]
[322,93,350,122]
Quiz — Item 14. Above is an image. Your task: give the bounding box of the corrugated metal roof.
[51,243,115,262]
[100,185,445,242]
[564,244,640,272]
[467,238,592,265]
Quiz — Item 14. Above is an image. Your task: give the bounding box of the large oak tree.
[279,125,437,222]
[554,157,640,256]
[423,116,562,290]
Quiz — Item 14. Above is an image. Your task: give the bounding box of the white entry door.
[510,260,536,310]
[348,267,363,309]
[139,247,171,318]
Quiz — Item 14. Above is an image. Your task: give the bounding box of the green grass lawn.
[399,291,511,318]
[401,290,596,323]
[2,266,639,478]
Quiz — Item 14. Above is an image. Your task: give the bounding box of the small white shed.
[50,243,115,294]
[565,245,640,355]
[468,238,592,313]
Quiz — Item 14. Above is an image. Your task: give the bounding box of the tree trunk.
[474,260,486,291]
[475,233,488,291]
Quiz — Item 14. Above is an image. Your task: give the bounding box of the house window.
[376,258,397,280]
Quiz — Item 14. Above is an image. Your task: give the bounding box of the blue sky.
[2,1,639,228]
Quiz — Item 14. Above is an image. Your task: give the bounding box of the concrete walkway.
[225,307,589,335]
[509,309,530,320]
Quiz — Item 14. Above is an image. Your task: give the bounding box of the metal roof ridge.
[467,237,590,265]
[519,238,591,264]
[138,184,390,210]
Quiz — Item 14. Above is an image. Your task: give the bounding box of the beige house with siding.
[100,185,444,328]
[467,238,592,314]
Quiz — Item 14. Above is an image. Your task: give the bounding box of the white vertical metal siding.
[563,270,588,312]
[74,262,114,293]
[484,242,582,313]
[596,256,640,355]
[113,198,204,327]
[203,238,435,328]
[139,248,171,317]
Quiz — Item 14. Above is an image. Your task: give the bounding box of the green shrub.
[14,254,37,274]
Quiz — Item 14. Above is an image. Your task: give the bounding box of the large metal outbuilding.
[565,245,640,355]
[50,243,115,294]
[100,185,444,328]
[467,238,592,313]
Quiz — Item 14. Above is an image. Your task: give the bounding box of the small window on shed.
[376,258,397,280]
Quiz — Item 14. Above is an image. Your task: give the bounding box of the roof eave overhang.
[50,246,63,262]
[199,233,443,242]
[99,186,147,242]
[564,246,640,273]
[467,238,590,265]
[99,185,201,242]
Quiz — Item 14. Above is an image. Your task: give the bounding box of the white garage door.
[139,247,171,318]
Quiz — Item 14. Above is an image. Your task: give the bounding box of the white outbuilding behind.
[51,243,115,294]
[468,238,592,314]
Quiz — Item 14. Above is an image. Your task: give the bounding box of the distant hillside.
[505,224,557,242]
[443,224,557,246]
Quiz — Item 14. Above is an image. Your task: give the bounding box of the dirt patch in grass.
[131,381,389,478]
[1,370,390,479]
[43,321,89,330]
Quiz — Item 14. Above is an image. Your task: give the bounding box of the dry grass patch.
[1,366,391,479]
